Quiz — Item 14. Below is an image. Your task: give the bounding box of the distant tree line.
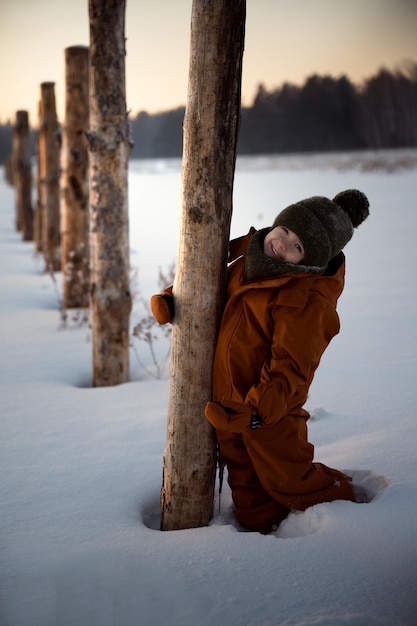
[240,61,417,154]
[129,62,417,158]
[0,123,13,164]
[1,62,416,165]
[128,61,417,158]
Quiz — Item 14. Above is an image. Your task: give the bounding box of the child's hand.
[150,293,174,324]
[205,400,262,433]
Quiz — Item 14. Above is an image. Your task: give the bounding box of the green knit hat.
[272,189,370,268]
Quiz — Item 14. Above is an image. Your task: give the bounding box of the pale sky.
[1,0,416,125]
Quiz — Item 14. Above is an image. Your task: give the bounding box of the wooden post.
[12,110,33,240]
[88,0,132,387]
[61,46,90,309]
[160,0,246,530]
[34,100,43,254]
[38,82,61,272]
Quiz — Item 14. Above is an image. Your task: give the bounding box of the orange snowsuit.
[205,229,355,532]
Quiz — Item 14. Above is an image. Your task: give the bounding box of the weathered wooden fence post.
[160,0,246,530]
[38,82,61,272]
[88,0,132,387]
[61,45,90,309]
[34,99,43,254]
[12,110,33,240]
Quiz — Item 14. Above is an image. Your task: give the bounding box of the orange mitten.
[205,400,261,433]
[150,290,174,324]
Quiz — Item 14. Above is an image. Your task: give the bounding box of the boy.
[152,189,369,533]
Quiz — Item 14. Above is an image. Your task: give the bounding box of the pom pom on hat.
[272,189,369,268]
[333,189,369,228]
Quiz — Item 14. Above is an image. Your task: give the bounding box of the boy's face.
[263,226,305,264]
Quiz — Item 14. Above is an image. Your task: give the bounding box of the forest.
[1,62,416,164]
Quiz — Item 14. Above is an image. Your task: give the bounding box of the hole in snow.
[73,376,93,388]
[345,469,390,503]
[141,496,161,530]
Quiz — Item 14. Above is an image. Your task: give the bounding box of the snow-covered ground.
[1,150,416,625]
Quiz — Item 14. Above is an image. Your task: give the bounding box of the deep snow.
[1,150,417,626]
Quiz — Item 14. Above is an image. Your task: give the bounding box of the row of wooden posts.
[11,59,89,307]
[9,23,131,391]
[8,0,246,531]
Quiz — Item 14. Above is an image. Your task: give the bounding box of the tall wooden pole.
[61,46,90,309]
[88,0,132,387]
[161,0,246,530]
[34,99,43,254]
[12,110,33,241]
[38,82,61,272]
